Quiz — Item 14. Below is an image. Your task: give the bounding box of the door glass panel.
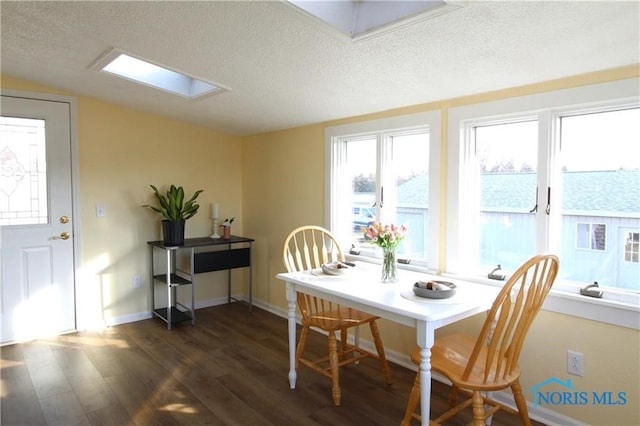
[624,231,639,263]
[559,108,640,291]
[475,120,538,273]
[0,116,48,225]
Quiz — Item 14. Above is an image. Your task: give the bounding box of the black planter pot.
[162,220,185,246]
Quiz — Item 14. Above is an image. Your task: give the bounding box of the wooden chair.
[282,225,392,406]
[402,253,559,425]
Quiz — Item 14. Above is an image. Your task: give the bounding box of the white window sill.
[440,272,640,330]
[541,287,639,330]
[347,254,640,330]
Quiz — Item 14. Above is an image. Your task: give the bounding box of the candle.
[212,203,219,219]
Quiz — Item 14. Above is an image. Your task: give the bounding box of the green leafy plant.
[143,184,204,222]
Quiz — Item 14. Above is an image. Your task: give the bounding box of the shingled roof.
[396,170,640,214]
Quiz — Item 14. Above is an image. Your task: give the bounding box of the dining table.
[275,261,499,426]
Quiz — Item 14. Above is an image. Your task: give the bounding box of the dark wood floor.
[1,303,544,425]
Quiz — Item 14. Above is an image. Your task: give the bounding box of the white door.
[1,94,76,344]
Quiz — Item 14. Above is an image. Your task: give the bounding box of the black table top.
[147,235,254,249]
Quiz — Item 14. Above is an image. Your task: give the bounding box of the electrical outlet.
[133,275,141,289]
[568,350,584,376]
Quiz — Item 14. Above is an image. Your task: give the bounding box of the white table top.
[276,261,499,329]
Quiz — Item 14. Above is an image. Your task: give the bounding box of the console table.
[148,236,254,330]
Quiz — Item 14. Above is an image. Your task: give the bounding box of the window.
[448,79,640,300]
[91,48,228,99]
[576,223,606,251]
[286,0,460,42]
[624,232,639,263]
[325,111,441,268]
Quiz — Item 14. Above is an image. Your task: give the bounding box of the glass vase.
[381,246,398,283]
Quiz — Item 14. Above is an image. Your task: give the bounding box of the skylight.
[91,48,227,99]
[285,0,461,42]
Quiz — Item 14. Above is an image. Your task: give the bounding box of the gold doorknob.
[60,216,70,224]
[52,232,70,240]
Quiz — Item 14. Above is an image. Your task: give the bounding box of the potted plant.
[143,184,203,246]
[222,217,235,239]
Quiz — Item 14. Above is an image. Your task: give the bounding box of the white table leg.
[285,281,297,389]
[417,321,434,426]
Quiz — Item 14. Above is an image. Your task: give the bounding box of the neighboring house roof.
[480,172,536,211]
[397,174,429,207]
[394,170,640,214]
[482,170,640,213]
[561,170,639,213]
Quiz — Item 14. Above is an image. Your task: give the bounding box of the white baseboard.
[105,296,581,425]
[103,294,243,327]
[104,311,151,326]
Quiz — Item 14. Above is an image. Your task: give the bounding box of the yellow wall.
[3,65,639,424]
[242,65,640,425]
[2,75,244,329]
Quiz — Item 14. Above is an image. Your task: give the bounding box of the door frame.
[1,88,81,331]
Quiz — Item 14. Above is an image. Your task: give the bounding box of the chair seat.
[411,334,521,392]
[307,307,380,330]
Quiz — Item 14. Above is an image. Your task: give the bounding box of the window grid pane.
[391,132,429,259]
[624,232,639,263]
[559,108,640,291]
[475,120,538,273]
[347,138,377,243]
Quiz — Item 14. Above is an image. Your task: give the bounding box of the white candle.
[212,203,219,219]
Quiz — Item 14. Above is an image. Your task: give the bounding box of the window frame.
[576,222,607,251]
[446,78,640,329]
[325,110,442,271]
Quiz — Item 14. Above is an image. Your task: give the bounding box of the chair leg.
[295,325,309,369]
[485,391,493,426]
[340,327,348,362]
[369,320,392,384]
[449,384,459,408]
[471,391,486,426]
[401,371,421,426]
[327,330,341,406]
[512,380,532,426]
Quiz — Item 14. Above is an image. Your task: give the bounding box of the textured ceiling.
[1,1,638,136]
